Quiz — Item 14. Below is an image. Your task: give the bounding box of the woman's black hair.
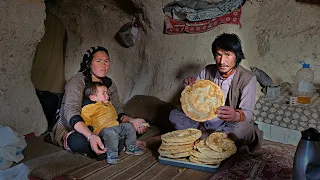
[79,46,109,82]
[211,33,245,66]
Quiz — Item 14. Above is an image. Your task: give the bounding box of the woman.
[50,46,148,159]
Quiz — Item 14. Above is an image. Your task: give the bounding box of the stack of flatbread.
[180,79,225,122]
[158,128,201,159]
[190,132,237,164]
[159,129,236,165]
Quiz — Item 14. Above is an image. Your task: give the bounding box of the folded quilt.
[164,0,245,21]
[164,8,242,34]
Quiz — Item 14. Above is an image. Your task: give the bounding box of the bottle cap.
[303,63,310,68]
[300,61,310,68]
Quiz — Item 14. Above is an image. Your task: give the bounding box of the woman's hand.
[74,121,106,155]
[183,77,196,87]
[88,134,107,155]
[129,118,148,134]
[217,106,240,122]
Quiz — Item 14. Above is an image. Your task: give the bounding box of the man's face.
[214,48,236,75]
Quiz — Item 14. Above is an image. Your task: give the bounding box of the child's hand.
[130,118,148,134]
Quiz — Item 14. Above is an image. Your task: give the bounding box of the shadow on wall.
[112,0,143,15]
[123,95,176,134]
[169,63,203,106]
[175,63,202,79]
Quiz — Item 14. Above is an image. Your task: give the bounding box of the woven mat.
[26,126,161,180]
[25,150,95,180]
[66,139,296,180]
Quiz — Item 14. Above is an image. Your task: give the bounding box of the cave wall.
[0,0,47,135]
[48,0,144,104]
[52,0,320,105]
[128,0,320,103]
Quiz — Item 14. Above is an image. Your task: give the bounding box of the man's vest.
[204,64,253,109]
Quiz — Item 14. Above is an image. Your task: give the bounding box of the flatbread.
[161,128,202,143]
[159,151,191,159]
[189,156,220,165]
[161,140,196,146]
[159,143,194,150]
[196,139,235,158]
[190,150,225,161]
[181,79,224,122]
[205,133,237,152]
[158,146,193,154]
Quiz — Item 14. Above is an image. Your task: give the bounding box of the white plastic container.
[292,61,314,104]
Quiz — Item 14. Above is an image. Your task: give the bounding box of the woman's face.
[90,51,110,79]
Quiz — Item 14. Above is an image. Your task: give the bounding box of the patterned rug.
[65,138,296,180]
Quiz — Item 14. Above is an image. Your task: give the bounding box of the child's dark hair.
[79,46,109,82]
[211,33,245,67]
[84,82,106,98]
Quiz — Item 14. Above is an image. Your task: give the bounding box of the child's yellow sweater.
[81,101,119,133]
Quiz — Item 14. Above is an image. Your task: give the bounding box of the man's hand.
[183,77,196,87]
[217,106,240,122]
[129,118,148,134]
[89,134,106,155]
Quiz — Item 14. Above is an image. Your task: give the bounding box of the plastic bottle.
[292,61,314,104]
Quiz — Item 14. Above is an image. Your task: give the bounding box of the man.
[169,33,262,151]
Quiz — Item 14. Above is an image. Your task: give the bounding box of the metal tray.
[158,156,220,172]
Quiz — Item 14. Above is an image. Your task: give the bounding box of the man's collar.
[218,68,236,79]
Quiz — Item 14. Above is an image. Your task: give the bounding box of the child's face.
[90,86,109,104]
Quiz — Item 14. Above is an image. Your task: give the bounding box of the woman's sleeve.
[64,73,86,127]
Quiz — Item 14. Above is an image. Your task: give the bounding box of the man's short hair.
[84,82,106,98]
[211,33,245,66]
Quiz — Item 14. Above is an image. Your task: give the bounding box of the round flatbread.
[190,150,225,161]
[161,128,202,143]
[196,140,235,158]
[158,145,193,154]
[159,151,191,159]
[175,157,190,162]
[180,80,224,122]
[205,133,237,152]
[159,143,194,150]
[161,139,200,146]
[189,156,221,165]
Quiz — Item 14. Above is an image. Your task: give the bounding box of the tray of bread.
[158,128,236,172]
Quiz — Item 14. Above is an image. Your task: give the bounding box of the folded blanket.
[0,126,27,170]
[164,8,242,34]
[164,0,245,21]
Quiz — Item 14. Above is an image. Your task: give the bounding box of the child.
[81,82,144,164]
